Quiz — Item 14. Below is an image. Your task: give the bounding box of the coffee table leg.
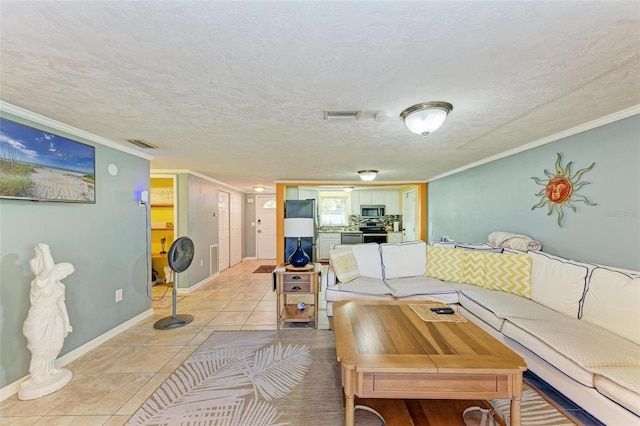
[342,364,356,426]
[511,373,523,426]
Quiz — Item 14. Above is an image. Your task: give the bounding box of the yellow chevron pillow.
[462,250,486,287]
[484,252,532,298]
[329,247,360,283]
[425,246,464,282]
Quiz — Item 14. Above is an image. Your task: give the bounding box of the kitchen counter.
[318,230,362,233]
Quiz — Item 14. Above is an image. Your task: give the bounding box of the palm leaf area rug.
[128,329,344,425]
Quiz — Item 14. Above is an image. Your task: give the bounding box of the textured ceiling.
[1,1,639,192]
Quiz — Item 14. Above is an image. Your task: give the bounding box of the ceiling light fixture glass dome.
[400,101,453,137]
[358,170,378,181]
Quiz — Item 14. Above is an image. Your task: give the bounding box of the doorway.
[402,190,416,241]
[218,191,230,271]
[256,195,277,259]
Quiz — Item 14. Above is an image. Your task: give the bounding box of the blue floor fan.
[154,237,195,330]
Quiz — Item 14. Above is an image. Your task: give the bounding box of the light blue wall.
[428,115,640,270]
[0,111,151,387]
[184,174,219,287]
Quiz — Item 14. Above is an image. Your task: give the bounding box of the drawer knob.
[292,286,301,291]
[292,275,301,280]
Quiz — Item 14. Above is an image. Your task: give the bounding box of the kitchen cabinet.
[318,232,341,261]
[357,190,386,206]
[298,188,318,201]
[387,231,403,243]
[351,190,400,215]
[349,191,360,215]
[384,191,400,215]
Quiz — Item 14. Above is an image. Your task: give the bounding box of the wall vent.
[210,244,219,275]
[323,110,361,120]
[126,139,160,149]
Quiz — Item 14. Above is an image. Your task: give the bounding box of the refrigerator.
[285,199,316,263]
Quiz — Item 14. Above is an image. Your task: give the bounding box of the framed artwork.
[0,117,95,203]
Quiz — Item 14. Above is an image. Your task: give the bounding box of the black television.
[0,117,96,203]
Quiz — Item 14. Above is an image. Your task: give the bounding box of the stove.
[359,224,387,244]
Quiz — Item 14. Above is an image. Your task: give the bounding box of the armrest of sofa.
[327,266,337,287]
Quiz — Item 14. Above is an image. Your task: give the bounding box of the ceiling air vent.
[324,110,361,121]
[126,139,160,149]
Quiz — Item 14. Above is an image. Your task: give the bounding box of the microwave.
[361,205,385,217]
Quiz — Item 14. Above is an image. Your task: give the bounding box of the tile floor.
[0,259,604,425]
[1,259,329,425]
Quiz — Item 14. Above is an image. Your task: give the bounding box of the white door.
[230,192,242,266]
[402,190,416,242]
[256,195,277,259]
[218,191,230,271]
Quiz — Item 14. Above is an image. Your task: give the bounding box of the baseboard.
[0,308,154,402]
[177,272,220,294]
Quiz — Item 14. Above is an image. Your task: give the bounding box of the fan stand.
[153,274,193,330]
[154,236,195,330]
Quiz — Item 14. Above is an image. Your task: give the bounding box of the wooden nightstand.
[275,263,321,329]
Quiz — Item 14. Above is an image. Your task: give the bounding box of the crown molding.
[0,100,154,160]
[428,105,640,182]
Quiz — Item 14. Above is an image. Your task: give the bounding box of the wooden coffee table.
[333,300,527,426]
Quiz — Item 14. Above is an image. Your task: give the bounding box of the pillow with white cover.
[582,267,640,345]
[380,241,427,279]
[528,251,592,318]
[329,246,360,283]
[350,243,384,280]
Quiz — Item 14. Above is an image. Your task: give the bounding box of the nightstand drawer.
[283,274,311,292]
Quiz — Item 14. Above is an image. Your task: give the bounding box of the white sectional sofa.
[325,241,640,425]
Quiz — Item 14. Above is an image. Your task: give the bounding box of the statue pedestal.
[18,368,72,400]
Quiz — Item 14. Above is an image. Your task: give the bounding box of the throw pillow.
[329,247,360,283]
[484,252,532,298]
[462,250,486,287]
[425,246,464,282]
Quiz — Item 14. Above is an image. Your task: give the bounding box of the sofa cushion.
[350,243,384,279]
[461,250,486,287]
[592,367,640,416]
[325,276,393,302]
[385,276,460,304]
[484,251,532,298]
[459,288,565,332]
[528,251,591,318]
[502,316,640,387]
[582,267,640,345]
[425,246,464,282]
[380,241,427,279]
[329,246,360,283]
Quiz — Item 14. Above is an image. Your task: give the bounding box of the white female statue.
[19,243,74,400]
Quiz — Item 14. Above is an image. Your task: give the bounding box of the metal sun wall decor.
[531,153,596,228]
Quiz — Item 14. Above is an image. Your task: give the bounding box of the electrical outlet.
[115,288,123,302]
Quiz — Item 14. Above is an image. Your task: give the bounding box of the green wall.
[0,111,151,387]
[428,114,639,270]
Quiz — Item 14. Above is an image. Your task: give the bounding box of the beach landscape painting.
[0,118,95,203]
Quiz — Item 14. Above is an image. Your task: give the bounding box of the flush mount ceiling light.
[399,102,453,137]
[343,187,354,192]
[358,170,378,182]
[253,186,265,192]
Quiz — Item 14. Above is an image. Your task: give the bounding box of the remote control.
[430,307,455,315]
